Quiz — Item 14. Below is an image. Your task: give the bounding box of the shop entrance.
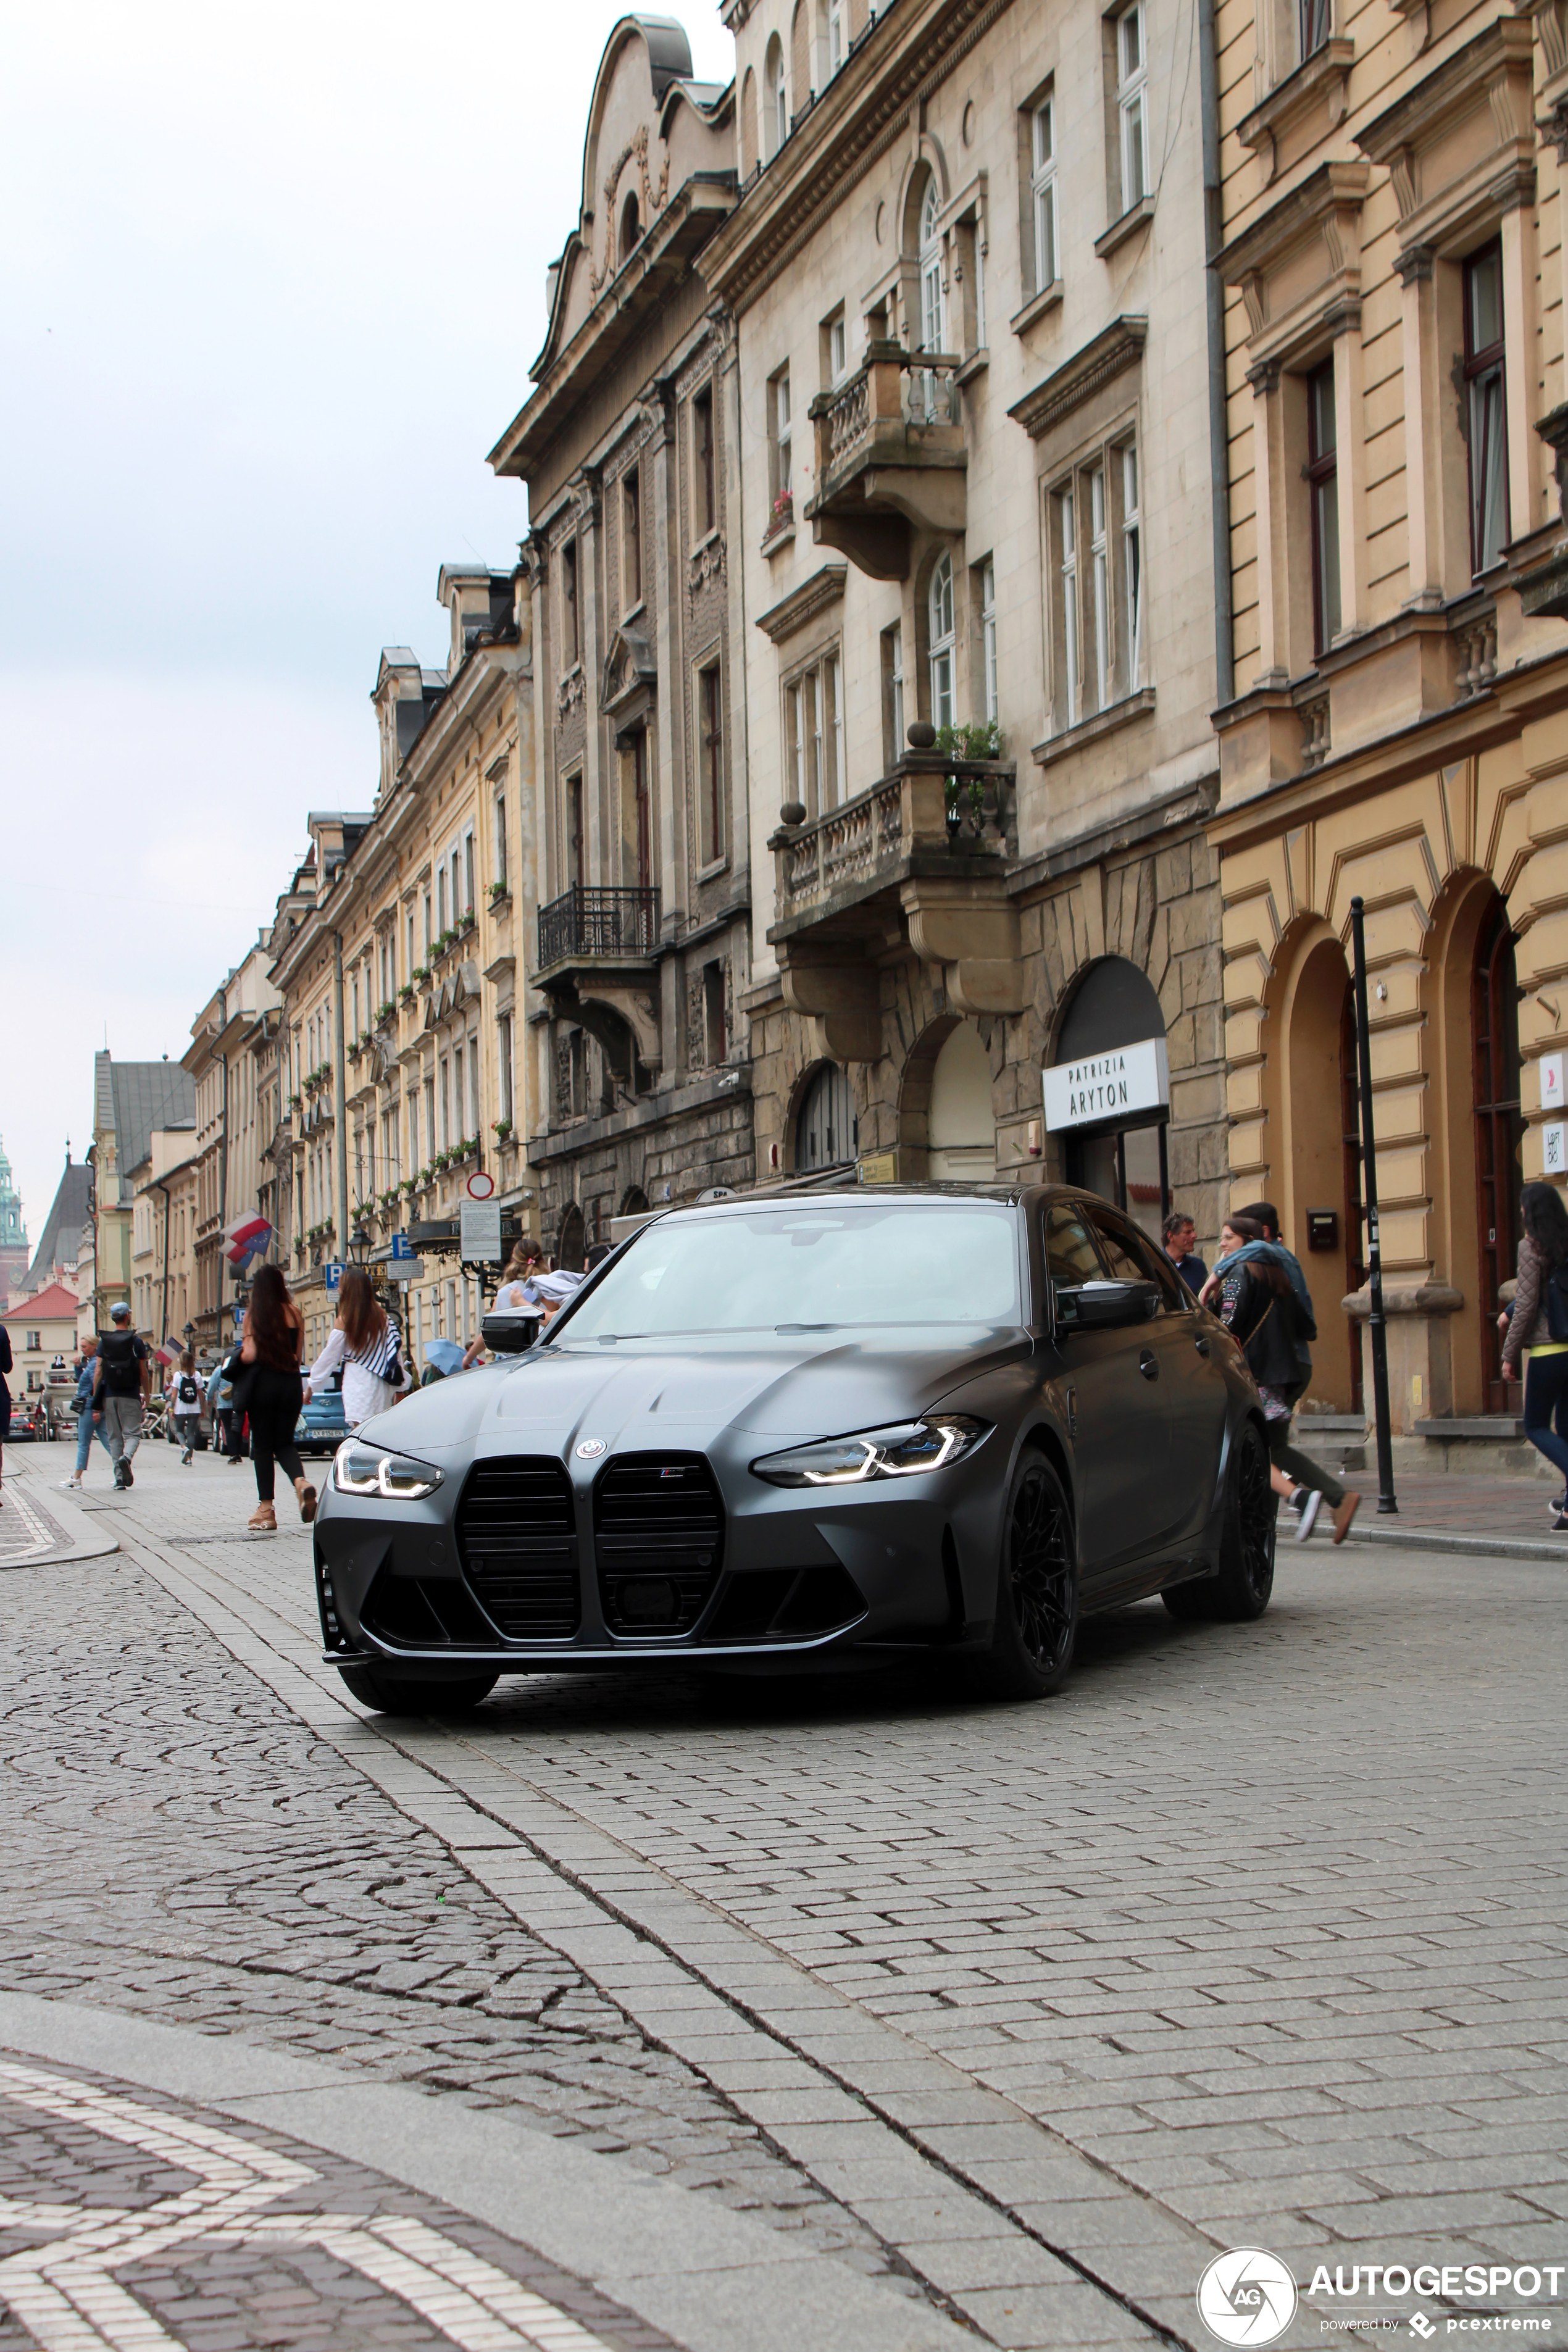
[1068,1122,1169,1243]
[1472,895,1523,1412]
[1049,958,1170,1245]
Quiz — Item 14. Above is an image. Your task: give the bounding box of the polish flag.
[223,1211,273,1267]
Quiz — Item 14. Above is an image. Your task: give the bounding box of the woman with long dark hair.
[1499,1180,1568,1522]
[302,1269,406,1430]
[239,1264,313,1533]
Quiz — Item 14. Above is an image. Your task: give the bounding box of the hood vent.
[593,1453,724,1637]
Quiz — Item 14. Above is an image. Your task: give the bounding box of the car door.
[1043,1200,1173,1580]
[1083,1205,1230,1550]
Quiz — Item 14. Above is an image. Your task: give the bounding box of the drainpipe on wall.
[333,932,349,1252]
[1198,0,1235,711]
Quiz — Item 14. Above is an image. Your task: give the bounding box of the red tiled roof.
[1,1283,81,1324]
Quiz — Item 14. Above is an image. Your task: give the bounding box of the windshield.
[558,1204,1022,1341]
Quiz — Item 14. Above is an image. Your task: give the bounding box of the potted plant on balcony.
[492,1116,513,1144]
[398,982,415,1007]
[767,490,794,543]
[376,999,396,1028]
[488,879,511,907]
[457,906,476,936]
[935,720,1002,846]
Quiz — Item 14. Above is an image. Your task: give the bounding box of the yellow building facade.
[1212,0,1568,1440]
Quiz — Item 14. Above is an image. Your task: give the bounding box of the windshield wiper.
[775,1322,841,1332]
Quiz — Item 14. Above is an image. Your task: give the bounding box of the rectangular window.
[463,830,475,918]
[1059,485,1080,729]
[770,368,792,504]
[1090,464,1110,712]
[628,732,651,891]
[698,662,725,864]
[623,467,641,608]
[407,1090,419,1175]
[1307,359,1341,657]
[1464,241,1509,577]
[828,651,844,806]
[786,679,806,812]
[827,311,847,386]
[810,667,826,807]
[493,789,507,889]
[351,974,360,1038]
[1122,443,1143,688]
[693,385,715,537]
[423,1075,435,1164]
[469,1032,480,1132]
[422,891,432,956]
[436,866,448,934]
[499,1014,513,1124]
[703,962,728,1064]
[1031,99,1057,293]
[979,559,998,725]
[827,0,844,72]
[566,772,585,887]
[562,538,579,668]
[1117,2,1149,212]
[407,908,416,976]
[883,622,905,767]
[451,848,462,926]
[440,1057,451,1151]
[1300,0,1331,58]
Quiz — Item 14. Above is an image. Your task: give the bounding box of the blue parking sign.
[324,1262,343,1295]
[391,1232,413,1261]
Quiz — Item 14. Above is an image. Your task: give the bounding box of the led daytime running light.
[332,1438,443,1499]
[751,1415,989,1487]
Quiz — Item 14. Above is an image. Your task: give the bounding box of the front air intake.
[594,1454,724,1636]
[455,1456,580,1638]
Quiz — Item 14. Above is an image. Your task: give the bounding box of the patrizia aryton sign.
[1042,1036,1170,1133]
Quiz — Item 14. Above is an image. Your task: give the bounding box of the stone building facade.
[487,19,755,1255]
[707,0,1233,1249]
[1211,0,1568,1433]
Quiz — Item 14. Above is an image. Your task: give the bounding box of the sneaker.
[1553,1510,1568,1534]
[1549,1495,1566,1516]
[58,1479,80,1491]
[1293,1490,1323,1542]
[112,1461,127,1490]
[121,1459,134,1488]
[181,1448,193,1465]
[1331,1492,1361,1545]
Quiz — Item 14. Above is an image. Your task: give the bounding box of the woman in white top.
[302,1269,406,1429]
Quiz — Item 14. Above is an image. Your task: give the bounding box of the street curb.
[0,1991,975,2352]
[2,1461,119,1567]
[1345,1522,1567,1562]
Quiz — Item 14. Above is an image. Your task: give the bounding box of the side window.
[1085,1206,1182,1308]
[1045,1204,1108,1291]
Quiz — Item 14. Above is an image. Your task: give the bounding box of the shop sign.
[1545,1122,1566,1178]
[1042,1036,1169,1133]
[1541,1053,1564,1115]
[459,1200,503,1261]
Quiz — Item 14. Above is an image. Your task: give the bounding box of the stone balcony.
[804,342,967,580]
[767,749,1021,1057]
[532,884,662,1074]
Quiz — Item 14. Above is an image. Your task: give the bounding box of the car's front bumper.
[314,1432,1010,1677]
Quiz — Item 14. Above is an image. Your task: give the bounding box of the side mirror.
[482,1310,543,1356]
[1055,1280,1161,1332]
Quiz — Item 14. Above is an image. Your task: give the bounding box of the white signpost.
[1041,1036,1170,1132]
[459,1200,503,1261]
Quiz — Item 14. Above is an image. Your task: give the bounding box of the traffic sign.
[324,1261,343,1295]
[390,1232,414,1261]
[465,1171,496,1199]
[459,1201,502,1261]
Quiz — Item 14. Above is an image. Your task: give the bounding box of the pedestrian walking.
[236,1264,314,1533]
[93,1302,152,1490]
[1498,1182,1568,1527]
[302,1269,407,1432]
[1209,1212,1360,1544]
[1161,1209,1208,1296]
[61,1338,114,1489]
[171,1350,203,1464]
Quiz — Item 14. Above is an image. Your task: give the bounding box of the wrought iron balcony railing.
[538,884,659,971]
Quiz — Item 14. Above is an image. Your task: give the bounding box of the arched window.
[928,554,955,732]
[619,190,640,265]
[795,1063,857,1172]
[764,35,786,157]
[914,175,946,421]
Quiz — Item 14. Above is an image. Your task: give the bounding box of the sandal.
[296,1481,318,1525]
[248,1503,277,1532]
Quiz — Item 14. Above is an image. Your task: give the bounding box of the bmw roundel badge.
[574,1438,607,1459]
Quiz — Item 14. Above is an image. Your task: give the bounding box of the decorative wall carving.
[590,125,673,296]
[689,536,726,592]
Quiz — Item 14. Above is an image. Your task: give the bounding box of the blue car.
[296,1370,348,1457]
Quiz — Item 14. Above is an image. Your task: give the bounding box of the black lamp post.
[349,1225,371,1267]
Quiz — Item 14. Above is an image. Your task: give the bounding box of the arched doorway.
[1472,895,1523,1411]
[795,1062,857,1172]
[1047,957,1169,1241]
[620,1185,649,1216]
[555,1203,586,1272]
[927,1022,995,1182]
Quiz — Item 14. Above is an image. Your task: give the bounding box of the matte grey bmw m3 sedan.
[314,1186,1277,1713]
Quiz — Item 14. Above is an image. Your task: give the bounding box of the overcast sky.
[0,0,732,1259]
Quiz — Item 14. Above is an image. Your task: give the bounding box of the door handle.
[1138,1349,1159,1380]
[1194,1336,1211,1357]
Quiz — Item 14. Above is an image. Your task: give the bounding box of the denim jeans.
[73,1411,112,1476]
[1523,1350,1568,1483]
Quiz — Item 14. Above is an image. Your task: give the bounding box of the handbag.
[219,1345,257,1415]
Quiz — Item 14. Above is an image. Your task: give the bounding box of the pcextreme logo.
[1198,2250,1300,2345]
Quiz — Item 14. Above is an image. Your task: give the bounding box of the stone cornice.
[703,0,1014,316]
[1007,317,1148,443]
[754,564,848,644]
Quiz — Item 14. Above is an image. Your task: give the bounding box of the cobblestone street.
[2,1438,1565,2351]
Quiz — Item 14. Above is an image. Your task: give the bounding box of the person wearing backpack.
[93,1301,152,1489]
[1499,1182,1568,1525]
[171,1350,203,1465]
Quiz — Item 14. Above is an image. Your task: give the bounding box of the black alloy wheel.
[336,1664,498,1716]
[1163,1419,1276,1622]
[973,1454,1078,1699]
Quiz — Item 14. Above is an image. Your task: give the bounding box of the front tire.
[337,1664,498,1716]
[972,1454,1078,1699]
[1162,1420,1275,1623]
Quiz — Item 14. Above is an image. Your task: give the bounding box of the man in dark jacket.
[1212,1209,1359,1545]
[93,1301,152,1490]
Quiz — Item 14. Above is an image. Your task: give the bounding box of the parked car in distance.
[7,1401,44,1442]
[296,1371,348,1457]
[314,1185,1276,1719]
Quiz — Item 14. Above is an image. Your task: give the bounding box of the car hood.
[359,1327,1030,1462]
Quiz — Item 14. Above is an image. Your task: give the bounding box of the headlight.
[332,1438,443,1499]
[750,1415,990,1487]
